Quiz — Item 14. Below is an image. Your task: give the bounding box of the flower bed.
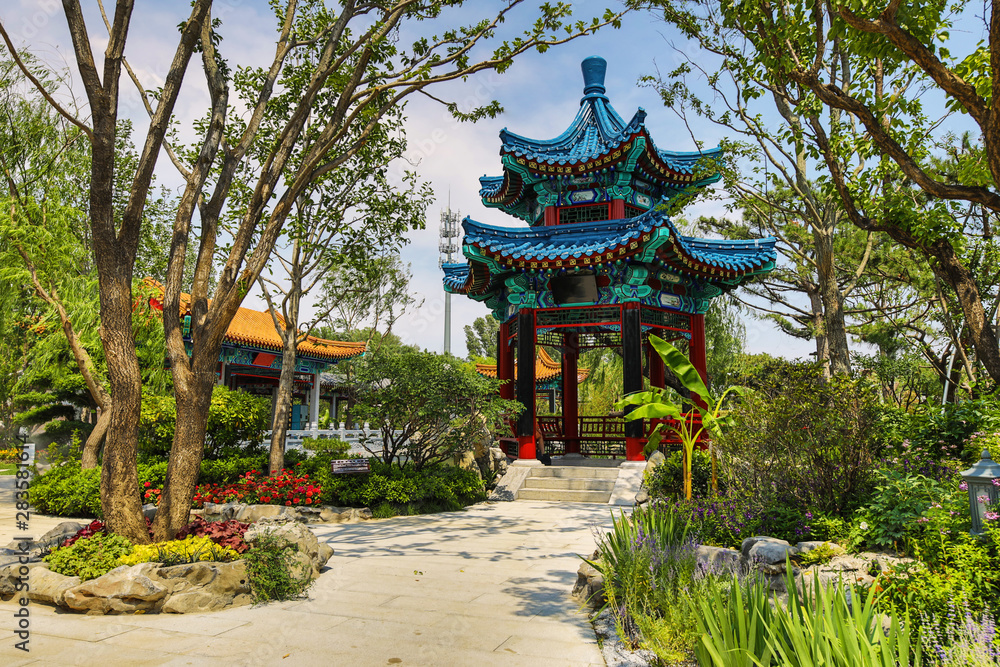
[142,468,322,508]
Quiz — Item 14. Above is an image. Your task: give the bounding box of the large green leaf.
[648,334,710,400]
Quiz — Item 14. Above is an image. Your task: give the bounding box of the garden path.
[0,481,614,667]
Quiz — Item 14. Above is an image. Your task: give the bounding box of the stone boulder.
[742,536,795,573]
[28,566,80,606]
[571,559,606,609]
[4,521,86,560]
[149,561,252,614]
[203,502,372,525]
[696,545,741,576]
[0,561,47,600]
[634,451,666,506]
[63,564,169,614]
[244,519,332,581]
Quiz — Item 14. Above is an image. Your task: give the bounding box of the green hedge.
[30,455,268,518]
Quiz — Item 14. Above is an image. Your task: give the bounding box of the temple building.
[442,56,776,461]
[476,348,590,413]
[146,280,365,431]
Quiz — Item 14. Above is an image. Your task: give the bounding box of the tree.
[257,105,431,476]
[353,347,521,470]
[464,316,499,361]
[648,0,1000,386]
[1,1,624,541]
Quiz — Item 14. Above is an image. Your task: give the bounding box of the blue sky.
[3,0,846,361]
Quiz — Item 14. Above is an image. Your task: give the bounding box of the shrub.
[652,494,764,549]
[176,517,250,554]
[892,398,1000,465]
[28,461,101,517]
[45,532,134,581]
[645,450,715,500]
[321,460,485,514]
[920,602,1000,665]
[138,386,269,461]
[243,531,311,603]
[118,536,240,567]
[0,446,21,464]
[302,437,352,458]
[716,363,883,518]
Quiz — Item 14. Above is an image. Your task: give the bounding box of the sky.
[2,0,835,362]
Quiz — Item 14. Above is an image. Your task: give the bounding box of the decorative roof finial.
[581,56,608,101]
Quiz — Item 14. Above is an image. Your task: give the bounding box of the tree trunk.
[814,220,851,375]
[96,275,148,544]
[81,407,110,469]
[928,239,1000,387]
[269,334,298,476]
[151,365,215,541]
[808,290,830,376]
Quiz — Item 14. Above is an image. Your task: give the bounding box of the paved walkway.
[0,478,616,666]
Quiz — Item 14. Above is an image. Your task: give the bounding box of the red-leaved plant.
[175,517,250,554]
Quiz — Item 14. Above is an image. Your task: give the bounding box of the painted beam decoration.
[442,56,776,321]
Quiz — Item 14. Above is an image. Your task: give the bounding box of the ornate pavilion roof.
[144,279,365,363]
[480,56,723,223]
[475,348,589,384]
[444,204,776,298]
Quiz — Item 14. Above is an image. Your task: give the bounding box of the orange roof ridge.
[477,347,587,383]
[142,278,365,362]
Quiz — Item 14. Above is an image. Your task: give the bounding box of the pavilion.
[146,280,365,431]
[442,56,776,461]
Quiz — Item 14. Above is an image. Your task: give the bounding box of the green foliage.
[587,505,703,661]
[793,542,843,568]
[716,361,883,517]
[243,531,311,603]
[353,347,520,470]
[464,316,498,361]
[28,461,101,517]
[138,386,268,461]
[889,398,1000,465]
[645,450,715,500]
[852,466,950,552]
[302,437,351,458]
[118,536,239,567]
[44,532,134,581]
[694,563,920,666]
[321,460,484,514]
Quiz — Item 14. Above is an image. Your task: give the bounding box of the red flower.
[144,481,151,488]
[285,501,292,506]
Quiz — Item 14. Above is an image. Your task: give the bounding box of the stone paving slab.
[0,490,615,666]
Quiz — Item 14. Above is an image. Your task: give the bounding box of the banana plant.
[615,334,747,499]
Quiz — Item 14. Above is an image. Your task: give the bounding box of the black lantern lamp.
[961,449,1000,534]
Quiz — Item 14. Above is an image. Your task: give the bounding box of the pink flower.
[960,482,969,491]
[986,512,1000,521]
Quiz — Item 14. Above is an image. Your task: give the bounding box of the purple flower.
[960,482,969,491]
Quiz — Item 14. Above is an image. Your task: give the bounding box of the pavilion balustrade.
[530,413,707,459]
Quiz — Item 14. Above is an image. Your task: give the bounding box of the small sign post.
[331,459,370,475]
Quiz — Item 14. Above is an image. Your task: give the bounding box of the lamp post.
[960,449,1000,534]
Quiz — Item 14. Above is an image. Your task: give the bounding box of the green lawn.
[0,464,18,475]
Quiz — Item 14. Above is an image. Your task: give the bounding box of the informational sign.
[331,459,370,474]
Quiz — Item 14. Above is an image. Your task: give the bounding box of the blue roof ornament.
[580,55,609,101]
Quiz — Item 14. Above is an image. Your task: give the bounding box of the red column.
[515,309,537,458]
[562,333,579,454]
[610,199,625,220]
[649,337,665,390]
[689,313,708,409]
[622,302,644,461]
[544,206,558,226]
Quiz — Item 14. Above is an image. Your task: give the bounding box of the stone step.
[517,488,613,503]
[522,477,617,492]
[529,466,620,480]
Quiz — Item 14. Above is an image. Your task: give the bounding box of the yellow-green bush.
[118,536,239,567]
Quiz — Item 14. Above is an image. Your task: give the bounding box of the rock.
[63,564,168,614]
[151,561,251,614]
[319,507,347,523]
[28,566,80,606]
[317,543,334,567]
[142,504,158,520]
[455,451,483,482]
[0,561,47,601]
[344,508,372,522]
[571,560,605,609]
[244,519,327,580]
[4,521,86,560]
[202,502,243,521]
[634,487,650,506]
[744,537,794,566]
[696,545,741,575]
[646,450,666,470]
[234,504,290,523]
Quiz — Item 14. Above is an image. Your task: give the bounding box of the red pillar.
[515,309,537,459]
[689,313,708,409]
[562,332,579,454]
[649,338,665,390]
[610,199,625,220]
[544,206,558,226]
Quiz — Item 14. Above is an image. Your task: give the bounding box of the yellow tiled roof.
[477,348,589,383]
[143,279,365,362]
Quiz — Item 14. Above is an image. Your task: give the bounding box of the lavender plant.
[920,602,1000,666]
